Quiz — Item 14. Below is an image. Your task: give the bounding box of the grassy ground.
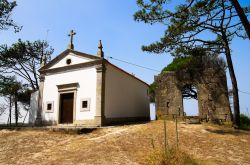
[0,120,249,165]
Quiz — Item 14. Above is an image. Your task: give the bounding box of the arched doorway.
[182,84,199,116]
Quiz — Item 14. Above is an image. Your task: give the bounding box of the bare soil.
[0,121,249,165]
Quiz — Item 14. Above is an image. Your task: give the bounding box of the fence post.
[175,114,179,148]
[164,119,167,152]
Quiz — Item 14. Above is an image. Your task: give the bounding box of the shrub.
[149,82,156,103]
[161,56,193,72]
[240,114,250,130]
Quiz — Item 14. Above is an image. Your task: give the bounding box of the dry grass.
[0,120,249,165]
[147,147,213,165]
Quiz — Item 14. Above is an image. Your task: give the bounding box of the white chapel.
[29,30,150,127]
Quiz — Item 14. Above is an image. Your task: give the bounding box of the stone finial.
[40,54,47,67]
[68,30,76,50]
[97,40,104,58]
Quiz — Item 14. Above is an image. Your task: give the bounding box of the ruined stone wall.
[155,68,231,121]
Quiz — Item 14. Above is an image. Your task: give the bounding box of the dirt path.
[0,121,249,165]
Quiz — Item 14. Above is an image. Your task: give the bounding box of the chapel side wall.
[42,67,97,124]
[104,64,150,122]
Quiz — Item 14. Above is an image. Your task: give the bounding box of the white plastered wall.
[42,67,97,123]
[29,90,38,124]
[104,64,150,118]
[50,53,93,69]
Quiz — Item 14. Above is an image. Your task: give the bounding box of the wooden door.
[60,93,74,123]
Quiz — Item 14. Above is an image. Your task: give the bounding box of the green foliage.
[149,82,156,102]
[240,114,250,130]
[0,39,53,64]
[0,76,21,96]
[134,0,248,55]
[161,49,227,73]
[0,0,21,32]
[150,49,226,102]
[0,39,54,90]
[17,88,32,106]
[161,56,193,72]
[0,76,32,106]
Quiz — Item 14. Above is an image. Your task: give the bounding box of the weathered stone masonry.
[155,67,232,122]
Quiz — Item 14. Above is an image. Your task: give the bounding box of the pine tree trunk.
[15,94,18,126]
[222,33,240,128]
[230,0,250,40]
[9,96,12,127]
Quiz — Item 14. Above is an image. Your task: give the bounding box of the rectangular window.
[82,101,88,108]
[47,103,52,110]
[80,98,91,111]
[45,101,54,113]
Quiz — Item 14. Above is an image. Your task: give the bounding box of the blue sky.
[1,0,250,116]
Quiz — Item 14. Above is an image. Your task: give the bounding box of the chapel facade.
[29,31,150,127]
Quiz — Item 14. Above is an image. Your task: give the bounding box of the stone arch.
[180,84,199,116]
[155,67,231,122]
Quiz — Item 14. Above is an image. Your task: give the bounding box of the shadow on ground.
[204,128,249,135]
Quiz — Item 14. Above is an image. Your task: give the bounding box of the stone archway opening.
[182,85,199,116]
[154,54,232,123]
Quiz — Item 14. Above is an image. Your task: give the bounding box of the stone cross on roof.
[68,30,76,50]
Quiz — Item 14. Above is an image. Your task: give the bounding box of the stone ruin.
[154,56,232,122]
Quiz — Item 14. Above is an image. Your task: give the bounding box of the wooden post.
[176,116,178,147]
[151,138,155,149]
[164,119,167,151]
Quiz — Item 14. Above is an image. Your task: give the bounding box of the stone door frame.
[57,83,78,124]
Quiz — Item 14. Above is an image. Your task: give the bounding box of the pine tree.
[134,0,250,128]
[0,0,21,32]
[0,39,54,90]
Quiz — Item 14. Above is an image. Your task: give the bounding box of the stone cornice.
[39,60,103,74]
[57,83,79,89]
[39,49,101,71]
[57,83,79,92]
[95,63,106,73]
[39,74,45,82]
